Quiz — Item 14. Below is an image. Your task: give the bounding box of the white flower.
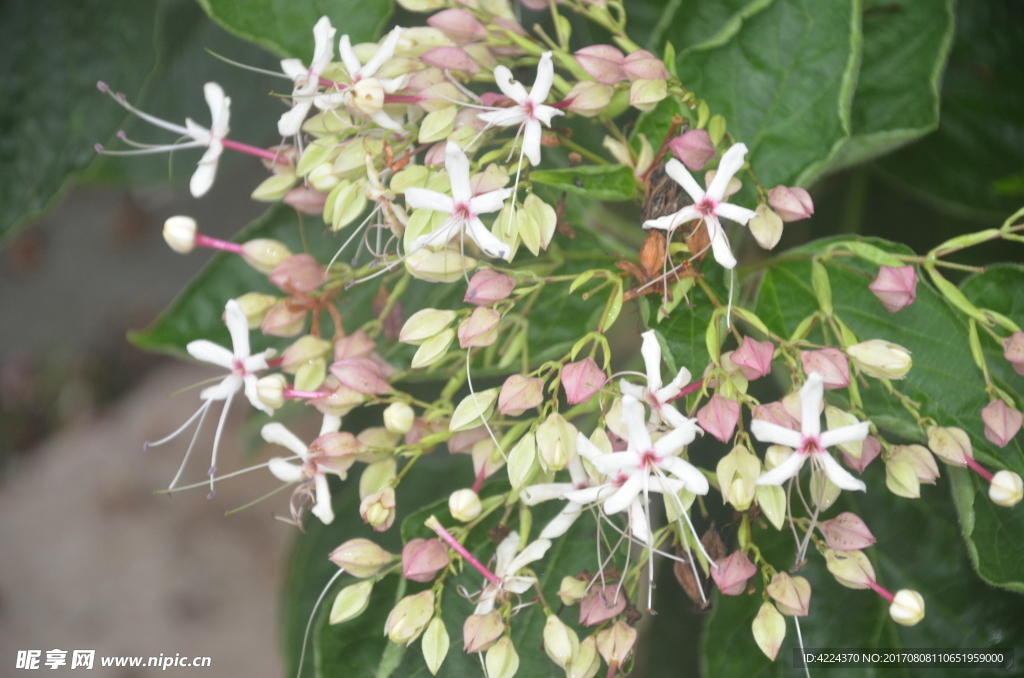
[405,141,513,260]
[278,16,336,136]
[751,372,870,491]
[642,143,757,269]
[521,454,598,539]
[475,531,551,614]
[261,414,343,524]
[315,26,407,131]
[477,51,563,166]
[619,330,695,429]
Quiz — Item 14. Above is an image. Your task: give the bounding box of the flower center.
[522,99,536,120]
[799,435,821,455]
[233,358,247,376]
[453,202,473,222]
[696,197,718,216]
[640,449,660,468]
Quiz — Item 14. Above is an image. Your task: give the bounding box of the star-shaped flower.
[619,330,695,428]
[261,414,345,525]
[476,51,563,166]
[752,372,870,491]
[642,143,757,269]
[315,26,407,131]
[405,141,513,260]
[278,16,336,136]
[474,531,551,614]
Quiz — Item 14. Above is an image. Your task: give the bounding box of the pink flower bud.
[562,357,607,405]
[596,620,637,667]
[283,186,328,215]
[457,307,501,348]
[579,585,627,626]
[982,399,1023,448]
[261,301,307,337]
[269,254,325,294]
[334,329,377,361]
[564,81,614,117]
[310,431,364,474]
[469,165,510,195]
[668,129,716,171]
[463,612,505,653]
[420,46,480,73]
[711,551,757,595]
[465,269,516,306]
[730,337,775,381]
[448,425,490,454]
[311,378,366,417]
[621,49,669,81]
[402,538,450,582]
[768,185,814,222]
[927,426,973,466]
[1003,332,1024,376]
[573,45,626,84]
[424,141,447,167]
[842,435,881,473]
[329,538,396,578]
[427,8,486,42]
[697,394,740,443]
[819,512,876,551]
[800,349,850,390]
[891,444,940,484]
[767,572,811,616]
[330,358,391,395]
[869,265,918,313]
[498,374,544,415]
[752,401,800,430]
[480,92,512,107]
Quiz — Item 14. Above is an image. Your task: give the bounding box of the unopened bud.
[767,572,811,616]
[567,635,601,678]
[360,487,396,531]
[981,399,1022,448]
[240,238,294,275]
[889,589,925,626]
[402,538,449,582]
[579,585,627,626]
[420,45,478,74]
[669,129,716,171]
[329,538,396,577]
[463,611,504,653]
[629,78,667,111]
[400,309,457,344]
[824,548,875,589]
[406,247,478,282]
[281,335,331,373]
[329,580,374,625]
[484,637,519,678]
[384,402,416,435]
[824,406,864,459]
[574,44,626,84]
[926,426,973,466]
[716,445,760,510]
[498,375,544,416]
[163,216,197,253]
[1002,332,1024,376]
[810,469,841,510]
[351,78,385,116]
[308,162,341,192]
[543,614,580,668]
[449,488,482,522]
[622,49,669,81]
[558,576,588,606]
[753,403,799,431]
[411,329,456,369]
[458,307,501,348]
[801,349,850,390]
[507,433,539,490]
[890,444,939,484]
[255,374,288,409]
[269,254,325,294]
[422,617,449,675]
[283,186,328,215]
[869,265,918,313]
[465,268,515,306]
[261,301,307,337]
[751,602,786,660]
[385,591,435,645]
[536,412,578,471]
[846,340,912,380]
[731,337,775,381]
[235,292,278,328]
[768,185,814,222]
[843,435,880,474]
[251,171,298,201]
[565,81,613,117]
[711,551,757,595]
[748,204,784,250]
[756,484,786,530]
[989,470,1024,507]
[360,458,397,500]
[885,458,920,499]
[596,620,636,667]
[562,358,607,405]
[819,512,876,551]
[697,394,740,443]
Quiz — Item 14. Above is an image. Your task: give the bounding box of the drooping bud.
[756,484,787,531]
[710,551,757,595]
[269,254,325,294]
[163,216,197,253]
[801,349,850,390]
[842,435,880,473]
[579,585,627,626]
[400,309,457,344]
[422,617,450,676]
[411,329,456,369]
[748,205,784,250]
[329,538,396,577]
[596,620,637,668]
[767,185,814,222]
[402,538,450,582]
[241,238,293,273]
[420,45,479,73]
[890,444,939,484]
[329,580,374,625]
[235,292,278,328]
[283,186,328,215]
[507,433,538,490]
[564,81,614,117]
[574,44,626,84]
[385,591,435,645]
[869,265,918,313]
[824,406,864,459]
[255,374,288,410]
[543,614,580,668]
[498,375,544,416]
[406,247,478,282]
[558,576,588,606]
[622,49,669,81]
[697,394,740,443]
[562,358,607,405]
[330,358,391,395]
[360,488,396,531]
[885,457,920,499]
[427,8,487,42]
[465,269,515,305]
[1002,332,1024,376]
[448,488,482,522]
[566,635,601,678]
[463,611,505,653]
[751,602,786,661]
[281,335,331,373]
[629,78,667,111]
[981,399,1023,448]
[669,129,716,171]
[766,572,811,616]
[716,445,760,511]
[926,426,973,466]
[824,548,875,589]
[458,307,501,348]
[889,589,925,626]
[990,470,1024,507]
[252,172,299,201]
[379,403,415,436]
[846,340,912,380]
[730,337,775,381]
[536,412,578,471]
[312,379,366,418]
[360,459,397,500]
[819,512,876,551]
[484,637,519,678]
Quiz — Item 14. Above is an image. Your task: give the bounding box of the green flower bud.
[485,637,519,678]
[421,617,450,675]
[846,340,912,380]
[329,580,373,624]
[751,602,785,661]
[385,591,435,645]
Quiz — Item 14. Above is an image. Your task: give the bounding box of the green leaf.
[652,273,718,378]
[529,165,639,202]
[0,0,159,243]
[674,0,862,188]
[648,0,773,55]
[826,0,956,171]
[196,0,393,61]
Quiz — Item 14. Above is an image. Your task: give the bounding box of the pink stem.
[284,388,325,400]
[426,516,501,586]
[319,77,348,89]
[965,457,995,483]
[471,465,488,495]
[551,98,574,109]
[668,378,705,403]
[194,233,243,254]
[265,357,284,367]
[220,138,292,165]
[865,578,894,603]
[384,94,422,104]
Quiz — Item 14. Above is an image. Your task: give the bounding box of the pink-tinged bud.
[240,238,293,273]
[427,8,486,42]
[990,470,1024,507]
[767,185,814,222]
[498,374,544,415]
[767,572,811,616]
[564,81,614,117]
[360,487,396,531]
[463,612,505,653]
[480,92,512,107]
[748,205,784,250]
[573,45,626,84]
[842,434,881,473]
[558,576,588,606]
[458,307,501,348]
[890,444,940,484]
[465,269,516,306]
[819,512,876,551]
[981,399,1022,448]
[697,394,740,443]
[927,426,973,466]
[448,425,489,454]
[269,254,325,294]
[1003,332,1024,376]
[163,216,197,253]
[824,548,875,589]
[752,602,786,660]
[596,620,637,668]
[711,551,757,595]
[385,591,435,645]
[868,265,918,313]
[424,141,447,167]
[562,358,607,405]
[255,374,288,409]
[420,46,480,73]
[311,431,364,474]
[579,585,627,626]
[281,335,331,373]
[402,538,450,582]
[329,538,396,577]
[334,329,377,360]
[800,349,850,390]
[730,337,775,381]
[311,377,366,417]
[629,78,667,110]
[752,401,800,430]
[261,301,307,337]
[668,129,716,171]
[283,186,328,215]
[330,358,391,395]
[621,49,669,81]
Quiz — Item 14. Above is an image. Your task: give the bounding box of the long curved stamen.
[98,83,191,137]
[207,391,236,497]
[167,400,214,490]
[465,350,506,460]
[652,465,708,604]
[295,567,346,678]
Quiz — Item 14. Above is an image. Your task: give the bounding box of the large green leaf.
[529,165,640,202]
[674,0,862,188]
[0,0,159,243]
[648,0,772,55]
[196,0,393,61]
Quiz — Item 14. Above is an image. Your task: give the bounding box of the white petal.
[522,120,542,166]
[503,575,537,595]
[751,419,803,448]
[409,219,457,253]
[203,82,230,139]
[492,65,528,102]
[532,104,562,127]
[200,374,241,401]
[469,188,512,216]
[589,452,640,476]
[278,100,313,137]
[476,108,527,128]
[189,140,222,198]
[529,52,555,102]
[575,433,605,463]
[521,483,574,505]
[508,538,551,573]
[820,422,871,449]
[818,452,867,491]
[281,58,307,80]
[268,457,304,483]
[539,503,583,539]
[567,454,588,486]
[244,374,273,415]
[186,340,234,369]
[380,75,408,94]
[444,141,472,202]
[664,158,706,202]
[603,471,644,515]
[242,350,271,373]
[716,202,758,225]
[618,380,647,401]
[800,373,824,437]
[755,452,806,485]
[653,425,697,457]
[370,109,405,132]
[467,217,511,260]
[706,217,737,269]
[361,26,402,78]
[310,17,337,75]
[312,472,335,524]
[563,484,615,504]
[260,422,309,457]
[338,34,362,78]
[320,414,342,435]
[706,143,748,202]
[224,299,251,358]
[629,499,650,543]
[658,405,692,431]
[404,188,454,214]
[620,395,652,452]
[657,365,692,403]
[642,205,701,232]
[473,588,497,615]
[658,456,709,495]
[640,330,664,392]
[494,531,521,576]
